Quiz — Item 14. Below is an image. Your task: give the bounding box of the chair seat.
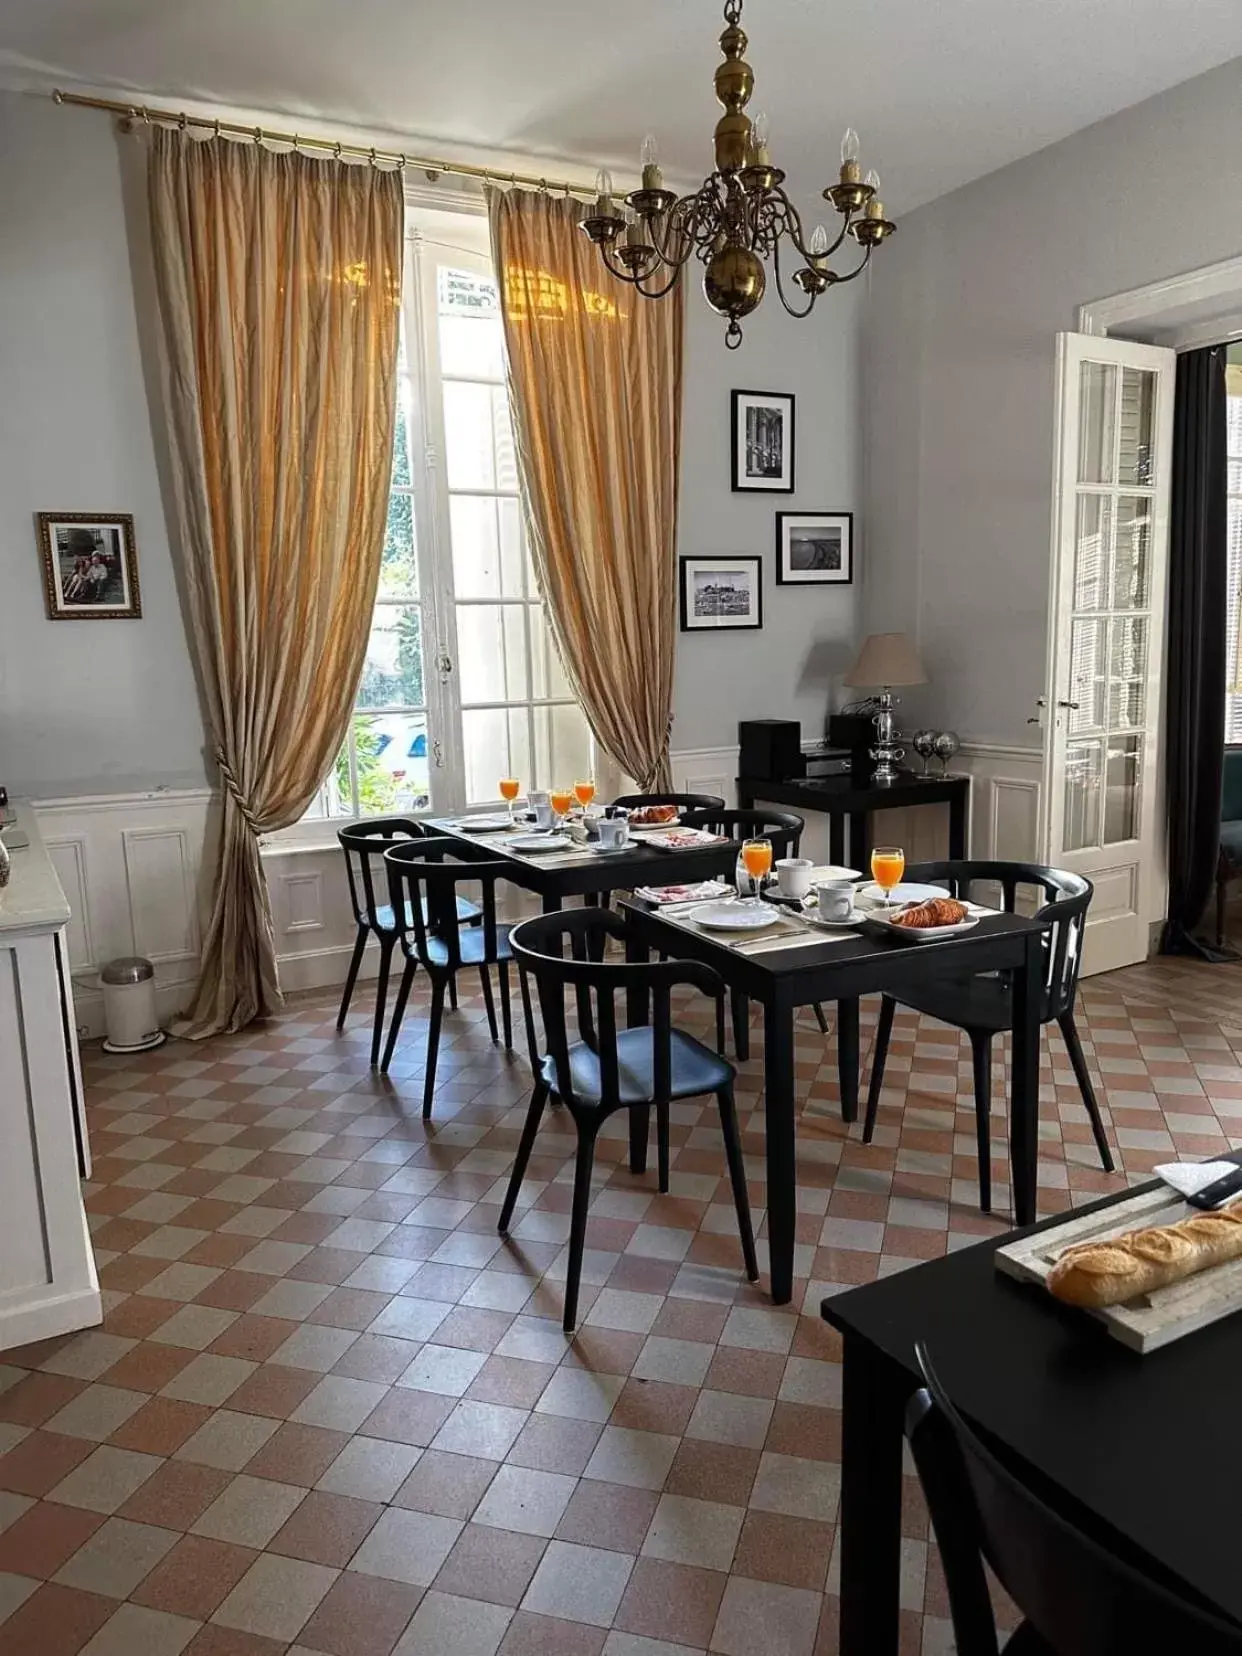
[372,895,482,934]
[1220,821,1242,867]
[541,1026,734,1106]
[889,972,1050,1035]
[423,922,514,970]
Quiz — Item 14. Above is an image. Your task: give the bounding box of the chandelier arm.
[598,244,643,286]
[771,237,818,320]
[632,265,686,301]
[832,242,875,285]
[643,199,702,270]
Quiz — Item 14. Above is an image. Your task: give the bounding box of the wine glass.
[499,776,520,824]
[870,845,906,910]
[740,837,773,904]
[574,779,596,810]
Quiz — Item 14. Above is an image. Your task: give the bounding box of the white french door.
[1042,333,1176,975]
[406,230,594,812]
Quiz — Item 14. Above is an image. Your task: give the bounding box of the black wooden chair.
[500,908,758,1331]
[906,1342,1242,1656]
[681,807,831,1045]
[381,838,515,1114]
[336,820,479,1066]
[863,860,1113,1213]
[610,791,727,814]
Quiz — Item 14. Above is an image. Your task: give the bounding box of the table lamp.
[841,632,928,784]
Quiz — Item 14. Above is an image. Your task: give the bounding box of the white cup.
[815,879,855,922]
[532,801,556,829]
[775,857,813,900]
[597,816,630,849]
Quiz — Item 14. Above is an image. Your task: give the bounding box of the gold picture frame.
[35,512,142,620]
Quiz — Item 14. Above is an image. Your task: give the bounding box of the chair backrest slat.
[338,818,426,930]
[383,837,510,972]
[682,807,805,859]
[908,1343,1242,1656]
[610,791,727,814]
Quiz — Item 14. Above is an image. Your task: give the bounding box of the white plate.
[586,841,630,854]
[453,814,512,831]
[857,881,947,906]
[690,901,781,932]
[866,911,981,942]
[506,834,570,854]
[808,865,862,883]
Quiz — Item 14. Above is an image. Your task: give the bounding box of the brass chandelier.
[579,0,895,348]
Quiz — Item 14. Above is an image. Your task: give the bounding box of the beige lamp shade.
[842,631,928,688]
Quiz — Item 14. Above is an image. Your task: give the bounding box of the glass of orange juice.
[549,786,574,824]
[740,836,773,903]
[574,779,595,809]
[870,846,906,909]
[499,777,520,823]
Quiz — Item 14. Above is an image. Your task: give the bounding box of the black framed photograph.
[679,555,763,632]
[731,389,794,492]
[35,512,142,619]
[775,510,853,585]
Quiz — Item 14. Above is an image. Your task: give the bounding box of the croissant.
[892,897,968,928]
[1048,1206,1242,1308]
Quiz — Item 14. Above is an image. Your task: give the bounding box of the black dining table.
[822,1155,1242,1656]
[619,896,1049,1304]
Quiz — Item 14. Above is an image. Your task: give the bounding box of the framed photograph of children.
[731,389,794,492]
[36,512,142,620]
[775,510,853,585]
[680,555,763,632]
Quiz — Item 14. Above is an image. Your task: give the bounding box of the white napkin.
[1154,1160,1237,1198]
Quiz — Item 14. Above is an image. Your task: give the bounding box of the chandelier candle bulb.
[865,168,885,218]
[810,223,830,260]
[751,111,771,166]
[640,134,663,192]
[594,167,616,217]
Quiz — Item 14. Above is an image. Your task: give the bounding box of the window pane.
[1063,737,1102,852]
[305,740,353,819]
[461,708,506,806]
[1077,361,1116,484]
[450,495,525,599]
[438,265,500,318]
[357,606,424,708]
[456,604,528,703]
[549,702,593,785]
[1112,497,1151,610]
[529,606,573,700]
[1072,495,1110,612]
[1117,367,1155,487]
[353,712,429,814]
[443,382,517,492]
[1067,617,1106,733]
[1108,615,1148,730]
[439,314,505,379]
[391,397,412,487]
[380,491,418,598]
[1104,734,1140,844]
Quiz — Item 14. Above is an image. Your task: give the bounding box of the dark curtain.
[1162,344,1229,958]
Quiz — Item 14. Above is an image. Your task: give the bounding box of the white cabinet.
[0,803,100,1351]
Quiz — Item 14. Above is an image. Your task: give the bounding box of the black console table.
[737,769,970,868]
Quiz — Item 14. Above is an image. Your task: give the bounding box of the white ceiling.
[3,0,1241,212]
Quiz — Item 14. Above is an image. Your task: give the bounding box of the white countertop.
[0,801,72,933]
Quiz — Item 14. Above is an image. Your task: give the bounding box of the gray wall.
[862,56,1242,745]
[672,279,861,751]
[0,90,208,799]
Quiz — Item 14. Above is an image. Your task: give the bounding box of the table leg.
[762,992,797,1305]
[948,785,969,860]
[1009,930,1041,1226]
[540,893,563,915]
[624,926,651,1176]
[838,1330,910,1656]
[829,815,846,867]
[850,810,870,871]
[837,997,859,1123]
[730,988,751,1062]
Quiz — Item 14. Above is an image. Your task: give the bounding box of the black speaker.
[827,712,877,778]
[738,720,804,781]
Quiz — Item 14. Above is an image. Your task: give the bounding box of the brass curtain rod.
[52,88,601,198]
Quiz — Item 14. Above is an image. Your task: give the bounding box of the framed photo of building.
[679,555,763,632]
[35,512,142,619]
[775,511,853,585]
[731,390,794,492]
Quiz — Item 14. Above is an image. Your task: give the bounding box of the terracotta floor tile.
[0,1500,104,1578]
[294,1570,422,1656]
[207,1316,298,1364]
[497,1609,607,1655]
[330,1335,418,1385]
[182,1624,288,1656]
[664,1439,760,1507]
[431,1307,516,1353]
[357,1388,454,1447]
[115,1461,233,1529]
[553,1479,659,1553]
[241,1422,349,1487]
[431,1520,546,1607]
[613,1555,729,1647]
[0,1373,88,1429]
[765,1402,843,1462]
[733,1509,834,1590]
[0,1431,95,1497]
[222,1365,319,1420]
[391,1450,497,1520]
[108,1397,214,1456]
[0,1580,116,1656]
[267,1489,381,1566]
[466,1356,557,1410]
[191,1274,272,1315]
[506,1415,602,1476]
[129,1533,258,1618]
[704,1347,786,1399]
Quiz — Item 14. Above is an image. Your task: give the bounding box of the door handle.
[1057,700,1080,710]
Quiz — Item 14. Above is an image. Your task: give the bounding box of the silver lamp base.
[870,689,905,784]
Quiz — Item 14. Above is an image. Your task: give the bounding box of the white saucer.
[690,901,781,932]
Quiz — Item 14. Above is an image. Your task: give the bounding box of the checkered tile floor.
[2,953,1241,1656]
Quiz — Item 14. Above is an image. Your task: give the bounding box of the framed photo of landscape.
[775,510,853,585]
[731,390,794,492]
[679,554,763,632]
[35,511,142,619]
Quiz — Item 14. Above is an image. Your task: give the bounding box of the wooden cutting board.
[996,1185,1242,1353]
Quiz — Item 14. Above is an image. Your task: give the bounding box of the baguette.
[1047,1205,1242,1308]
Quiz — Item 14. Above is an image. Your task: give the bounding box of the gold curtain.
[487,187,683,791]
[148,129,402,1037]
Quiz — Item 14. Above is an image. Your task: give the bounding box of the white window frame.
[1226,364,1242,743]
